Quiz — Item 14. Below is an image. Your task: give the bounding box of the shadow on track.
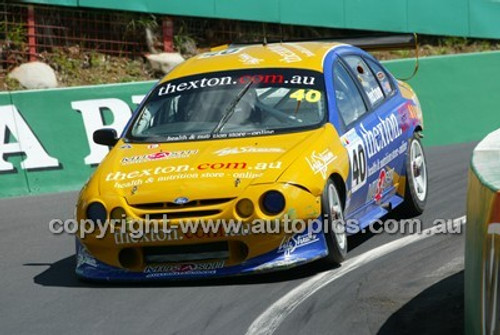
[378,271,464,335]
[26,256,337,288]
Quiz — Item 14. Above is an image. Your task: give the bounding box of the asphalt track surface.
[0,142,475,335]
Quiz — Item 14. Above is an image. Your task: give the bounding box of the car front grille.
[131,197,235,210]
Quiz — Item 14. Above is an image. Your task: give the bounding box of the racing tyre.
[401,133,428,216]
[322,179,347,265]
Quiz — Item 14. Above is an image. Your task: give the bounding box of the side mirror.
[93,128,118,147]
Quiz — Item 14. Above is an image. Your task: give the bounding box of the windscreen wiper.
[211,81,253,135]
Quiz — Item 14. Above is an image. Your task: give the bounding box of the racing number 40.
[289,89,322,103]
[351,144,367,191]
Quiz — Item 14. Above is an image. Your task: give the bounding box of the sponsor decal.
[198,47,245,59]
[305,149,336,179]
[231,171,264,180]
[398,101,419,132]
[114,179,144,189]
[107,161,282,187]
[267,44,302,63]
[121,150,198,165]
[214,147,284,156]
[113,223,250,246]
[408,102,419,120]
[114,230,183,245]
[76,246,98,267]
[340,128,359,147]
[210,129,275,140]
[278,232,320,256]
[367,141,407,178]
[398,106,411,132]
[366,87,384,105]
[288,43,315,57]
[238,53,264,65]
[120,144,132,149]
[367,167,394,203]
[255,258,307,272]
[196,161,282,171]
[144,261,225,274]
[157,72,317,98]
[158,77,234,96]
[374,169,386,203]
[359,113,403,159]
[147,144,159,149]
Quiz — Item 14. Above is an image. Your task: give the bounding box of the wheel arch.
[329,173,347,210]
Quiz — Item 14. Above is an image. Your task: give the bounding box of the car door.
[340,54,407,223]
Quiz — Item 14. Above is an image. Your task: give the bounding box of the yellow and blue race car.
[76,38,427,281]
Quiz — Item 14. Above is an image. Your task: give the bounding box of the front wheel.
[401,134,428,216]
[322,179,348,265]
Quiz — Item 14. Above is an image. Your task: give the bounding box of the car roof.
[161,41,347,83]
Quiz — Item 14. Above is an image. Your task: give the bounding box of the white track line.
[246,216,467,335]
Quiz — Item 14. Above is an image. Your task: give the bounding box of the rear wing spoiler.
[330,34,417,51]
[223,34,417,52]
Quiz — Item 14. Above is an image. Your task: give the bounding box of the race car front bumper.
[75,228,329,281]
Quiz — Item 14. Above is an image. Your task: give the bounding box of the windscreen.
[126,68,327,142]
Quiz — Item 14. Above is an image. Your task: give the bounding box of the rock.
[146,52,185,74]
[177,38,197,57]
[8,61,58,89]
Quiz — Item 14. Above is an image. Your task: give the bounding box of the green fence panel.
[149,0,216,18]
[408,0,469,36]
[469,0,500,39]
[215,0,280,23]
[384,51,500,147]
[279,0,344,28]
[18,0,500,39]
[79,0,216,18]
[344,0,407,33]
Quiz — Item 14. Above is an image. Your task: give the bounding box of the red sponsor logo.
[374,169,387,203]
[147,152,171,160]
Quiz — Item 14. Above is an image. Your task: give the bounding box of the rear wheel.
[401,134,428,216]
[322,179,347,265]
